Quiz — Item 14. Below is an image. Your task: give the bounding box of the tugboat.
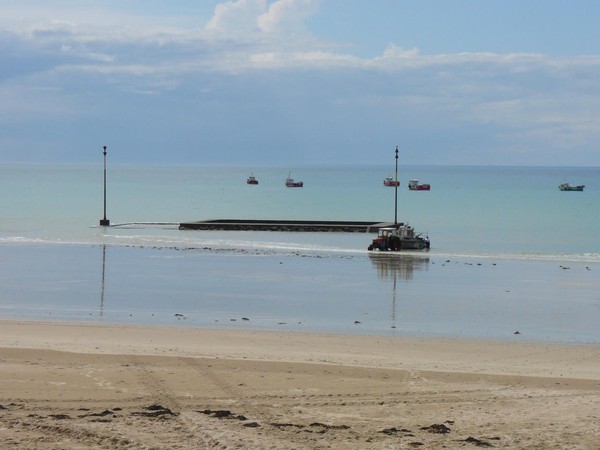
[246,174,258,185]
[559,183,584,191]
[408,179,430,191]
[369,146,430,252]
[368,224,430,251]
[285,173,303,187]
[383,176,400,187]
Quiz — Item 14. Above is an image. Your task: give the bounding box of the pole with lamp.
[99,145,110,226]
[394,145,399,227]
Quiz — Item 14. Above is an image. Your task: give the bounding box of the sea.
[1,163,599,344]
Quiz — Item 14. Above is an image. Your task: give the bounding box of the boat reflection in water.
[369,253,429,329]
[369,253,429,281]
[99,244,107,318]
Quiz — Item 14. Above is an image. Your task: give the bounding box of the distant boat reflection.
[369,253,429,280]
[369,254,429,330]
[99,244,107,318]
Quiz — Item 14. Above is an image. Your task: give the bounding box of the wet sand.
[1,321,599,449]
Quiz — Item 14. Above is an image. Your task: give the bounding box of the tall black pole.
[394,145,399,227]
[99,145,110,226]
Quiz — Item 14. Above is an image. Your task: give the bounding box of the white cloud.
[381,43,420,60]
[1,1,600,164]
[205,0,321,37]
[205,0,266,33]
[248,50,358,69]
[60,44,114,63]
[257,0,320,33]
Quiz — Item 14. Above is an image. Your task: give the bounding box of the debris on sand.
[464,436,494,447]
[131,404,177,417]
[420,423,451,434]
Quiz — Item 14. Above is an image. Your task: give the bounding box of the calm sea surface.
[1,163,598,343]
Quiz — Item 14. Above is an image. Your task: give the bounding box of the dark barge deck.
[179,219,393,233]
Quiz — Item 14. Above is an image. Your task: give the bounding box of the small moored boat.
[383,176,400,187]
[408,179,430,191]
[285,173,303,187]
[559,183,584,191]
[246,174,258,185]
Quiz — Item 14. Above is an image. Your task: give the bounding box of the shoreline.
[2,237,600,263]
[2,319,600,378]
[1,320,599,448]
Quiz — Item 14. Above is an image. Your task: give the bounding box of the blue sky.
[1,0,599,166]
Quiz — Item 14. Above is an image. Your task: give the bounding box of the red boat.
[246,174,258,185]
[383,176,400,187]
[285,174,303,187]
[408,179,430,191]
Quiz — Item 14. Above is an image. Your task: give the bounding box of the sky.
[1,0,599,166]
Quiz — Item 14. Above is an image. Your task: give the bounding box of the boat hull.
[559,183,584,191]
[408,179,430,190]
[383,176,399,187]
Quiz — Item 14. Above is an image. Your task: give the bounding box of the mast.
[99,145,110,226]
[394,145,398,227]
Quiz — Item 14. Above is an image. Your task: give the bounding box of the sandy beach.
[0,321,598,449]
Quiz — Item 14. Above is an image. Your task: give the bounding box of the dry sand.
[0,321,599,449]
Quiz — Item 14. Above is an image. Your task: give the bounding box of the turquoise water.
[0,163,599,343]
[1,163,598,260]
